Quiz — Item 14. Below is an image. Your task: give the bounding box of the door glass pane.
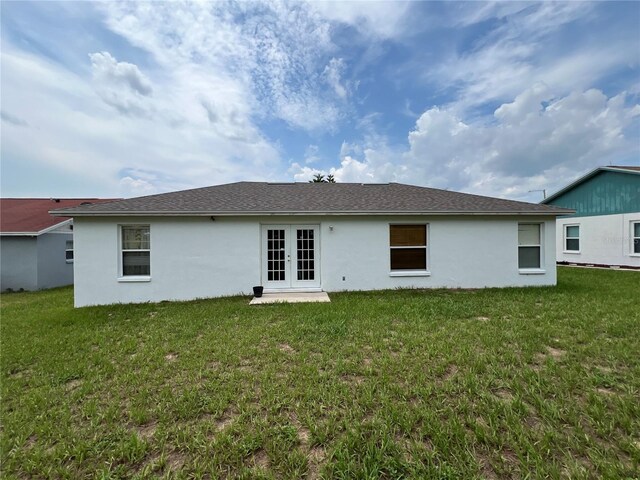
[296,229,315,280]
[390,248,427,270]
[518,246,540,268]
[267,229,285,281]
[518,224,540,245]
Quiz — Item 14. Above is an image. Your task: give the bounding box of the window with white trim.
[518,223,541,269]
[121,225,150,276]
[65,240,74,263]
[390,224,427,271]
[633,222,640,255]
[564,224,580,252]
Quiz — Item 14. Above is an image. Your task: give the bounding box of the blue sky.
[1,1,639,201]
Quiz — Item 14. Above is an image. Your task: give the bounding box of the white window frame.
[388,223,430,277]
[65,240,74,263]
[631,221,640,257]
[518,223,545,274]
[118,224,151,282]
[563,224,580,254]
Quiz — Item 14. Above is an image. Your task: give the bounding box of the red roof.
[1,198,119,234]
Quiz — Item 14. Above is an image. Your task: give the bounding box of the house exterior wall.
[556,213,640,267]
[546,171,640,217]
[36,232,74,289]
[73,215,557,307]
[0,236,38,291]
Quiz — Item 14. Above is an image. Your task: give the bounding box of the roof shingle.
[51,182,571,216]
[2,198,119,234]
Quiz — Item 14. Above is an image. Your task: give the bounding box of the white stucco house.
[541,166,640,269]
[51,182,572,307]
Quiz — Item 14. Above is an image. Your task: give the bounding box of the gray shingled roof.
[51,182,572,216]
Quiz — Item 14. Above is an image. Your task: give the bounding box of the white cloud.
[89,51,153,115]
[324,57,348,99]
[425,2,633,113]
[310,1,414,39]
[99,2,348,132]
[296,85,639,199]
[0,45,282,196]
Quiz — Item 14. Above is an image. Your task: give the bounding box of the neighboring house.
[541,166,640,269]
[52,182,571,307]
[1,198,117,291]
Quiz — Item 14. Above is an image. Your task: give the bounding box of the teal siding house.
[542,166,640,268]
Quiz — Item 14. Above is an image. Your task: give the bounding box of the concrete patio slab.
[250,291,331,305]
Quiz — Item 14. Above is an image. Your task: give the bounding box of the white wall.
[74,217,261,307]
[556,213,640,267]
[73,215,557,307]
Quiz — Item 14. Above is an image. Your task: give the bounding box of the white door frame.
[261,224,321,292]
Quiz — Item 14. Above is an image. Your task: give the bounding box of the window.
[121,225,150,276]
[65,240,74,263]
[518,223,541,269]
[633,222,640,255]
[564,225,580,252]
[390,224,427,271]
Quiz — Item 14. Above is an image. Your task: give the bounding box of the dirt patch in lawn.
[166,451,186,471]
[477,452,498,480]
[595,365,613,373]
[363,357,373,367]
[164,353,178,362]
[9,369,31,379]
[533,345,566,368]
[494,389,514,401]
[546,346,565,358]
[65,378,83,391]
[238,358,253,372]
[25,434,37,448]
[475,316,490,321]
[341,374,366,386]
[596,387,616,396]
[213,407,237,432]
[441,364,458,382]
[307,445,327,480]
[278,343,296,354]
[290,412,311,446]
[249,448,270,470]
[136,422,157,439]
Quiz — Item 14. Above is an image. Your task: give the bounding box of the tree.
[309,173,336,183]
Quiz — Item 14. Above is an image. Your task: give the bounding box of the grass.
[1,267,639,479]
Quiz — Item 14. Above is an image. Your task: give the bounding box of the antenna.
[528,189,547,199]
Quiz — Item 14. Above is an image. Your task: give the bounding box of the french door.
[261,225,320,290]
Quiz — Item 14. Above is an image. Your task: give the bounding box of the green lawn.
[1,268,639,479]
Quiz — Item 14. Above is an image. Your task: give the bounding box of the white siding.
[556,213,640,267]
[73,215,557,307]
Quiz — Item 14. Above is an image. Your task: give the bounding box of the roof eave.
[51,210,573,217]
[0,218,72,236]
